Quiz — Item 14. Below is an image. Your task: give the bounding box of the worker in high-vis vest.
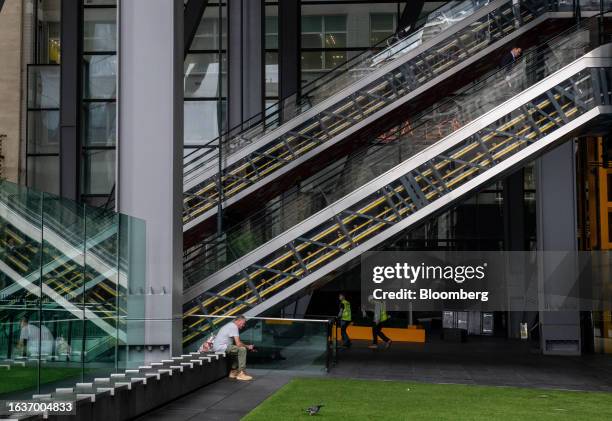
[338,293,352,348]
[368,295,392,349]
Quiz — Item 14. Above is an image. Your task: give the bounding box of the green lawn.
[0,367,84,395]
[244,378,612,421]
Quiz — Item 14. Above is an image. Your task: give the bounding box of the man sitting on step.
[212,315,255,381]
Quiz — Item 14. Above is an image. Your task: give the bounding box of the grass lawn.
[244,378,612,421]
[0,367,84,395]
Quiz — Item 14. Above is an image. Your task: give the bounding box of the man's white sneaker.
[236,371,253,381]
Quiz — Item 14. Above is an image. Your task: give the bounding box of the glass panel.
[302,33,323,49]
[28,66,60,109]
[325,15,346,32]
[83,204,119,380]
[83,55,117,99]
[82,149,116,195]
[370,13,396,45]
[83,8,117,52]
[190,7,227,51]
[265,52,279,97]
[183,315,329,372]
[27,110,60,154]
[184,53,227,98]
[36,1,61,64]
[0,180,145,399]
[184,100,226,146]
[265,8,278,49]
[302,15,322,33]
[83,102,116,147]
[27,156,59,195]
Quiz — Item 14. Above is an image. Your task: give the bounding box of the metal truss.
[182,61,612,345]
[183,0,551,228]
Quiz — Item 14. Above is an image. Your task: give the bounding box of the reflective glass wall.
[0,180,146,399]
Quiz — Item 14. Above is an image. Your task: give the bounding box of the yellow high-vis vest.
[341,299,352,321]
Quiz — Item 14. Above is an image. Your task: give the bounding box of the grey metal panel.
[118,0,184,357]
[536,138,581,356]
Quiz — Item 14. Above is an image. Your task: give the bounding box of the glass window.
[184,53,227,98]
[82,149,116,195]
[28,66,60,109]
[27,156,60,195]
[265,11,278,49]
[370,13,396,45]
[301,51,324,70]
[265,52,279,97]
[27,110,60,154]
[83,8,117,52]
[83,102,116,147]
[302,16,322,33]
[83,55,117,99]
[184,100,227,146]
[35,0,62,64]
[191,9,228,51]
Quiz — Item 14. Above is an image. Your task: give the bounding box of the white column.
[118,0,184,360]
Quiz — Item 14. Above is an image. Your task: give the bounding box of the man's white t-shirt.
[212,321,239,352]
[20,324,54,356]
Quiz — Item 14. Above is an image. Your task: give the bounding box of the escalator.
[182,0,590,235]
[0,189,126,340]
[181,15,612,346]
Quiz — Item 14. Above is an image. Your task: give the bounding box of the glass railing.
[0,180,146,400]
[183,13,603,287]
[182,314,333,372]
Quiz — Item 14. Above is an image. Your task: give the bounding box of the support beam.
[536,141,581,356]
[59,0,82,201]
[118,0,184,360]
[184,0,210,58]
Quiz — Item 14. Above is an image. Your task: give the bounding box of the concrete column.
[0,0,23,183]
[118,0,184,360]
[228,0,263,130]
[535,141,581,355]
